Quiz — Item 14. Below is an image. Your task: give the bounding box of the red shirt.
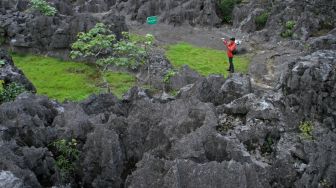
[224,41,237,58]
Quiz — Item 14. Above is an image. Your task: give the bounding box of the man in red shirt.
[222,37,237,73]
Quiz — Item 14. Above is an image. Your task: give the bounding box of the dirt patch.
[128,23,249,50]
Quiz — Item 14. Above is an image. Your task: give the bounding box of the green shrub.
[51,139,79,182]
[0,83,26,103]
[285,20,296,30]
[261,135,274,154]
[255,11,269,30]
[71,24,154,89]
[30,0,57,16]
[299,121,313,140]
[168,89,179,97]
[281,20,296,38]
[163,69,177,84]
[217,0,241,24]
[319,179,332,188]
[0,60,5,66]
[216,122,234,133]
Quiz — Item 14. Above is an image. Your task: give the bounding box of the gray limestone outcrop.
[233,0,336,42]
[0,49,36,92]
[0,1,127,55]
[0,49,335,187]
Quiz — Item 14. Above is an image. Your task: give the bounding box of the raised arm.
[222,39,228,48]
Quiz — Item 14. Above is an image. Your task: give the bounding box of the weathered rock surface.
[233,0,336,41]
[69,0,222,26]
[1,30,336,188]
[0,1,127,55]
[177,73,251,105]
[0,171,24,188]
[281,50,336,127]
[0,49,36,92]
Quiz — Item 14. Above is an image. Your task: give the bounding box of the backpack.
[232,49,237,55]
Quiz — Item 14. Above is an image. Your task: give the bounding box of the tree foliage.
[29,0,57,16]
[70,23,154,70]
[70,23,155,91]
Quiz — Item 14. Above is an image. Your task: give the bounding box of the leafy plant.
[0,59,5,66]
[70,23,154,91]
[163,69,177,84]
[299,121,313,140]
[285,20,296,30]
[319,179,332,188]
[281,20,296,38]
[0,83,26,103]
[168,89,179,97]
[217,0,241,24]
[29,0,57,16]
[216,122,234,133]
[51,139,79,182]
[255,11,269,30]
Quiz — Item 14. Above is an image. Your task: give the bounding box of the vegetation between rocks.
[255,11,269,30]
[281,20,296,38]
[50,139,79,183]
[299,121,313,140]
[217,0,242,24]
[0,82,26,103]
[29,0,57,16]
[70,23,153,90]
[163,69,177,84]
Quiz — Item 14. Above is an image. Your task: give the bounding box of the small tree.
[29,0,57,16]
[70,23,154,92]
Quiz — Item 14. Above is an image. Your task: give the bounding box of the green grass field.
[10,41,250,101]
[12,53,135,101]
[105,72,136,98]
[165,42,250,77]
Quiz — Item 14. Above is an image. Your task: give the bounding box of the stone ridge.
[0,50,335,187]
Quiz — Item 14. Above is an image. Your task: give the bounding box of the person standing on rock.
[222,37,237,73]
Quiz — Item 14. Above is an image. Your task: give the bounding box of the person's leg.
[227,57,232,72]
[229,57,234,73]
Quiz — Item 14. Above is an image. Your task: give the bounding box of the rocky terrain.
[0,0,336,187]
[0,47,336,187]
[0,0,127,57]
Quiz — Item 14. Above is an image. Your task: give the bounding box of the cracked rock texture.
[0,50,335,187]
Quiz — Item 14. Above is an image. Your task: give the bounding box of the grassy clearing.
[165,42,250,77]
[12,53,135,101]
[105,72,136,98]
